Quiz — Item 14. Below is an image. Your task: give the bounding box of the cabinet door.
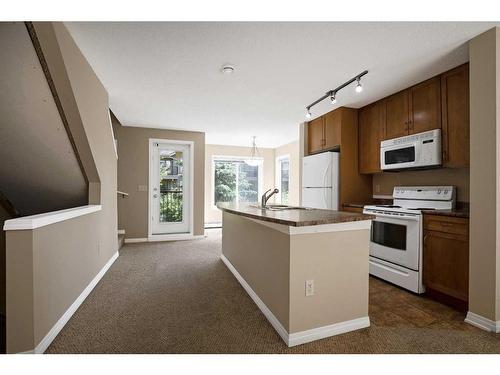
[423,229,469,302]
[409,77,441,134]
[441,64,469,168]
[359,101,382,173]
[324,110,341,149]
[384,90,410,139]
[307,117,324,154]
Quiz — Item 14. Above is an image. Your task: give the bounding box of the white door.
[302,187,332,209]
[302,153,333,188]
[150,141,191,235]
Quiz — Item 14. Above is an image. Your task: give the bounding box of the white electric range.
[363,186,456,293]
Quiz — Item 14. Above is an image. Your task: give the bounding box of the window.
[276,155,290,204]
[213,157,263,205]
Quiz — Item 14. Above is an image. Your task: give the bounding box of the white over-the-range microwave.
[380,129,442,171]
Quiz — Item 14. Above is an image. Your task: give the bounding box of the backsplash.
[372,168,470,202]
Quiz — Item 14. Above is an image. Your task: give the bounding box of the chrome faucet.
[261,188,279,208]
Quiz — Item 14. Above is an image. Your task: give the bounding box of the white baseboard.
[125,234,205,244]
[465,311,500,333]
[148,234,205,242]
[288,316,370,347]
[124,237,148,243]
[220,254,370,347]
[29,251,119,354]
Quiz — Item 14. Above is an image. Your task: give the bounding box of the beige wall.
[469,27,500,322]
[205,144,275,224]
[112,119,205,237]
[221,212,369,334]
[6,212,107,353]
[6,22,118,353]
[0,205,10,316]
[373,168,470,202]
[275,141,300,206]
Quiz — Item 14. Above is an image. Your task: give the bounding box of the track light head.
[355,77,363,93]
[305,108,312,119]
[330,92,337,105]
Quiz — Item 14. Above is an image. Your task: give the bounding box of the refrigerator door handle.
[322,161,331,208]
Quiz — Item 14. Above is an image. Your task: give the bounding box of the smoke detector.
[220,64,235,75]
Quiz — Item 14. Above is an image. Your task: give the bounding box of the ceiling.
[66,22,498,148]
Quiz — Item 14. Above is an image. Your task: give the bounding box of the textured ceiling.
[66,22,498,148]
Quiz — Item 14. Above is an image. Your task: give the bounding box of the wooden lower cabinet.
[423,215,469,311]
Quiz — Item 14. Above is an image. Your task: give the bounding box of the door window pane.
[214,159,261,205]
[160,149,183,222]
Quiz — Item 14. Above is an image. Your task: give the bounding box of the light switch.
[305,280,314,296]
[138,185,148,192]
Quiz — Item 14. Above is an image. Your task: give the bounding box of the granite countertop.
[421,208,469,218]
[217,202,375,227]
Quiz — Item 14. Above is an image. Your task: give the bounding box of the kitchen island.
[217,203,374,347]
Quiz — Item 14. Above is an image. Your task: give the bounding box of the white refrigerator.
[301,152,339,210]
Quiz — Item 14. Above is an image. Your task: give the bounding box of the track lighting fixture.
[330,92,337,105]
[355,77,363,93]
[305,70,368,118]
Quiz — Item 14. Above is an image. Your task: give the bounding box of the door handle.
[153,194,158,198]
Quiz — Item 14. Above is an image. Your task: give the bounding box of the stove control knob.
[437,189,442,194]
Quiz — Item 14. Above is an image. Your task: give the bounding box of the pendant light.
[246,136,261,167]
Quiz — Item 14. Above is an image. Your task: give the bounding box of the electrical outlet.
[375,184,381,193]
[305,280,314,296]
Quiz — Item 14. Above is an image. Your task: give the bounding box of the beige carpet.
[46,229,500,354]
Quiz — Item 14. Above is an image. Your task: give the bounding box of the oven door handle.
[363,211,420,221]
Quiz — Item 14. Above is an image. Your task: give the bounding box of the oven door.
[381,142,420,170]
[369,213,420,270]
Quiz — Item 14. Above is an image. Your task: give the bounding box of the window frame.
[212,155,264,209]
[275,154,291,204]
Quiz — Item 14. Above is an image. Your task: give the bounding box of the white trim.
[124,234,205,244]
[117,229,125,235]
[107,110,119,159]
[26,251,119,354]
[3,205,102,231]
[221,253,370,347]
[148,234,205,242]
[148,138,194,238]
[124,237,148,243]
[288,317,370,347]
[465,311,500,333]
[247,217,372,235]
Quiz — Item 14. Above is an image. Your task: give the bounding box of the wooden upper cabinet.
[324,110,341,149]
[409,77,441,134]
[384,90,410,140]
[441,63,469,168]
[307,117,324,154]
[359,101,383,174]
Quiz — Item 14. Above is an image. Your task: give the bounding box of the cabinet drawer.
[423,215,468,236]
